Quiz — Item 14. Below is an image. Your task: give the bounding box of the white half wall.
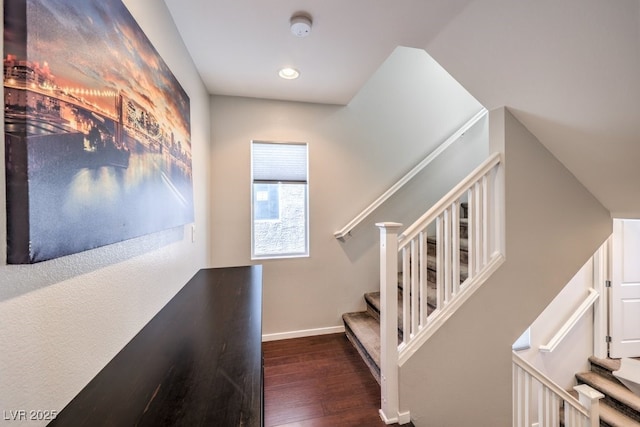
[0,1,211,423]
[399,107,612,427]
[209,46,485,336]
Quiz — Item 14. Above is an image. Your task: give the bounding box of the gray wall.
[0,0,211,421]
[209,46,486,337]
[399,108,612,426]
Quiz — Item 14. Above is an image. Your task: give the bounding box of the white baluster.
[402,247,410,345]
[419,232,427,326]
[467,188,476,278]
[410,239,418,337]
[481,174,489,266]
[443,208,452,304]
[436,215,444,310]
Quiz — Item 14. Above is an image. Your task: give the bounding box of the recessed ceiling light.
[279,67,300,80]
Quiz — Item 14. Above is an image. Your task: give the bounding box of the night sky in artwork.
[3,0,194,263]
[4,0,190,153]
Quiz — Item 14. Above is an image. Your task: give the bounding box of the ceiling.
[164,0,640,217]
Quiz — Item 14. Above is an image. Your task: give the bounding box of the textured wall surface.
[0,1,211,424]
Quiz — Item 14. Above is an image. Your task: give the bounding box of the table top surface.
[49,266,263,427]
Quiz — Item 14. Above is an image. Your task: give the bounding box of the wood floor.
[263,333,412,427]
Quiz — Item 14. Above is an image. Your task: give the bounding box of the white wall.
[516,258,595,390]
[0,1,211,424]
[209,46,485,337]
[399,108,612,427]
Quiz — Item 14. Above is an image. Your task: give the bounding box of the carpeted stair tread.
[365,288,436,331]
[589,356,624,386]
[564,390,640,427]
[342,312,381,383]
[576,371,640,421]
[569,390,640,427]
[600,402,640,427]
[590,356,622,374]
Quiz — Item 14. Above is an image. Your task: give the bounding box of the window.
[251,141,308,259]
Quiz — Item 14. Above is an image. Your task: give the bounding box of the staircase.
[573,357,640,426]
[342,204,469,384]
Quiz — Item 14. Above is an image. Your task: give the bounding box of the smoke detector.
[290,14,312,37]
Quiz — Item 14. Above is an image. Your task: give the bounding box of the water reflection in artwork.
[4,0,193,263]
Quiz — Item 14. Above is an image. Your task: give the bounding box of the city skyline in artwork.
[4,0,194,263]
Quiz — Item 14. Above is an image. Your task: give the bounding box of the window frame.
[250,140,309,260]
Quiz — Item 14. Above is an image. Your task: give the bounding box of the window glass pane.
[253,183,307,257]
[254,183,280,220]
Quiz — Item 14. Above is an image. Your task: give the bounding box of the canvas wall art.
[4,0,194,263]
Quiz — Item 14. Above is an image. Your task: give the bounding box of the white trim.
[397,411,411,425]
[593,237,611,359]
[261,325,344,342]
[379,409,398,424]
[379,409,411,425]
[539,288,600,353]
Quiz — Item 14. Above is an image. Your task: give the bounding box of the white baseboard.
[398,411,411,425]
[262,325,345,342]
[378,409,411,425]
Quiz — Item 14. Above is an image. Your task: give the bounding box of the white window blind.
[252,141,307,183]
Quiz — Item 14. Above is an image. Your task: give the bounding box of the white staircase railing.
[512,352,604,427]
[376,152,505,424]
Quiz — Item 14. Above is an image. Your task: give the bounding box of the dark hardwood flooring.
[263,333,412,427]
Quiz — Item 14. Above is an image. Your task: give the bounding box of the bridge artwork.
[3,0,193,263]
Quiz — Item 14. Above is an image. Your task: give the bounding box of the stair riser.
[344,324,380,384]
[364,297,403,340]
[424,268,468,284]
[460,203,468,219]
[590,361,628,389]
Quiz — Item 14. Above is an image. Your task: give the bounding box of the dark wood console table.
[49,266,263,427]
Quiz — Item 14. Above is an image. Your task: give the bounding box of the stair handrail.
[334,108,487,241]
[539,288,599,353]
[512,351,604,427]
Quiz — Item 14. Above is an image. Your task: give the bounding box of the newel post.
[574,384,604,427]
[376,222,403,424]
